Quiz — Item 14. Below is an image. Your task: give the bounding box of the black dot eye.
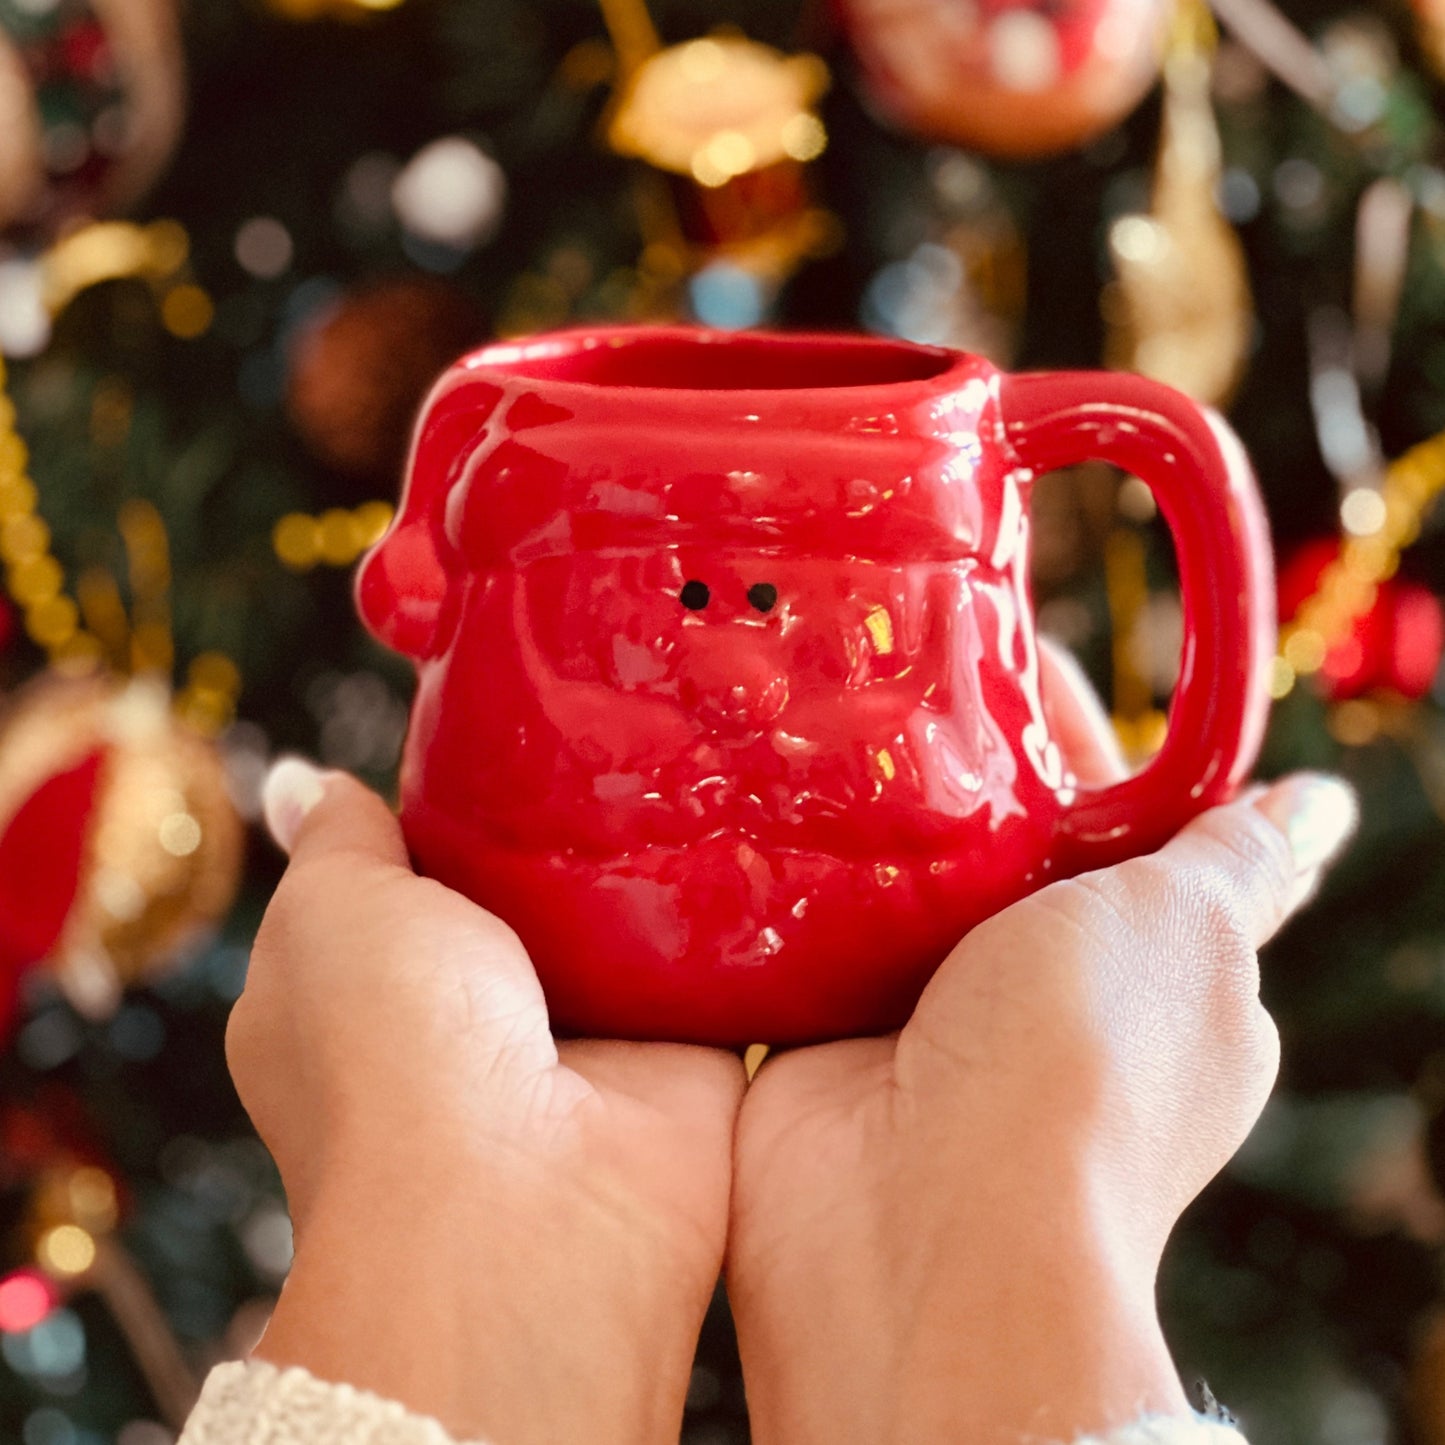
[747,582,777,614]
[680,579,710,610]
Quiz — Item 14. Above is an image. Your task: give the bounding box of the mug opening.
[479,331,956,392]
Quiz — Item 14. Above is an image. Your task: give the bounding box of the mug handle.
[997,370,1276,873]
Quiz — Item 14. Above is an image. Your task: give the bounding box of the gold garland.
[0,228,243,734]
[0,357,100,668]
[272,500,395,572]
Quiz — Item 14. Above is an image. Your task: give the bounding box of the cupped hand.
[227,763,745,1445]
[728,648,1357,1445]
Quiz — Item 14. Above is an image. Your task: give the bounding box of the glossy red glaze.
[358,327,1275,1045]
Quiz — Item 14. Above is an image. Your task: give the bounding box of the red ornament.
[0,750,105,1038]
[1279,540,1445,702]
[0,676,243,1025]
[286,277,488,485]
[358,326,1273,1045]
[0,595,14,654]
[833,0,1170,158]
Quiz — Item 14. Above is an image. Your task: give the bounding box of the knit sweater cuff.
[177,1360,489,1445]
[1077,1417,1249,1445]
[178,1359,1248,1445]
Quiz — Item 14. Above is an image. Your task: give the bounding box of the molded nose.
[676,632,789,731]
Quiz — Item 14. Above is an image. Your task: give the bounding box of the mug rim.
[456,324,983,402]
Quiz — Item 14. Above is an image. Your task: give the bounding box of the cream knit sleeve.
[1075,1420,1251,1445]
[177,1359,1252,1445]
[176,1360,488,1445]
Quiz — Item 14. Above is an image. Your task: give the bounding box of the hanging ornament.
[607,34,830,255]
[0,673,243,1021]
[0,0,185,244]
[1276,428,1445,701]
[1104,0,1253,408]
[833,0,1169,159]
[0,376,244,1023]
[1413,0,1445,78]
[601,0,836,314]
[1278,539,1444,703]
[285,277,487,484]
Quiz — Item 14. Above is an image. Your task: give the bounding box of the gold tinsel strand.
[0,221,242,732]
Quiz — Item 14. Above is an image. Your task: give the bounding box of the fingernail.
[1287,865,1322,914]
[1254,774,1358,875]
[262,757,327,854]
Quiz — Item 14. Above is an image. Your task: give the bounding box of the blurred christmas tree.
[1,0,1445,1441]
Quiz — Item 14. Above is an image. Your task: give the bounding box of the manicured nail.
[1254,774,1358,876]
[262,757,327,854]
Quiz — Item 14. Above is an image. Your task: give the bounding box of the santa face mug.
[357,326,1274,1046]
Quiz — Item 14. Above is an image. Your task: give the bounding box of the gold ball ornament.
[834,0,1170,159]
[0,0,185,241]
[0,673,242,1018]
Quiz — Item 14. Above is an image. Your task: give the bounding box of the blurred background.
[0,0,1442,1441]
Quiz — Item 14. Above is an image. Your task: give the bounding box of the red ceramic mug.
[357,326,1275,1046]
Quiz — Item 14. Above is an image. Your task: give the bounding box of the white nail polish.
[1274,776,1358,875]
[1286,865,1322,914]
[262,757,327,854]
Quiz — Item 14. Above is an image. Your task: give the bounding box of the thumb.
[262,758,411,871]
[1037,638,1128,788]
[1146,772,1358,953]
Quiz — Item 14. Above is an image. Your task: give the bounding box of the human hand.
[728,649,1357,1445]
[228,763,745,1445]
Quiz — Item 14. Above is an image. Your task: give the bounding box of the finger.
[559,1039,747,1119]
[263,757,411,871]
[259,758,553,1050]
[1148,772,1357,950]
[1037,638,1128,788]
